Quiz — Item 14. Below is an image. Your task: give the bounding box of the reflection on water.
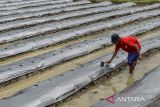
[126,75,134,86]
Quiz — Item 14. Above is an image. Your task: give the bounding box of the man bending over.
[107,34,141,75]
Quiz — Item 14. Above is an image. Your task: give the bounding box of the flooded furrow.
[0,29,159,99]
[56,46,160,107]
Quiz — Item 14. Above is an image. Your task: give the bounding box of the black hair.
[111,33,120,43]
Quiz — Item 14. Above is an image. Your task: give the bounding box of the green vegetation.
[89,0,160,4]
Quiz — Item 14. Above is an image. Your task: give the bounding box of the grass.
[89,0,160,4]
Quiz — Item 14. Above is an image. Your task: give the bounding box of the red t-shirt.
[115,36,141,53]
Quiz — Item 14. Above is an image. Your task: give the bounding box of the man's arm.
[133,44,141,58]
[130,36,141,57]
[107,44,120,63]
[107,51,118,63]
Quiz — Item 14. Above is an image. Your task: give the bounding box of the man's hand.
[106,60,112,63]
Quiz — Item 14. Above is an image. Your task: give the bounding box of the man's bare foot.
[129,72,134,76]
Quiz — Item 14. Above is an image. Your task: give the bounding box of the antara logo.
[105,95,115,104]
[105,95,145,104]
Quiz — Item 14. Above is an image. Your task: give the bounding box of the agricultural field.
[0,0,159,107]
[89,0,160,4]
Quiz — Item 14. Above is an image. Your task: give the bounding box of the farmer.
[107,34,141,75]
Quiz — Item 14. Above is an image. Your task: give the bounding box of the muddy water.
[0,29,159,99]
[58,51,160,107]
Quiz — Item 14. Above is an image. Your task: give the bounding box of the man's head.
[111,33,120,44]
